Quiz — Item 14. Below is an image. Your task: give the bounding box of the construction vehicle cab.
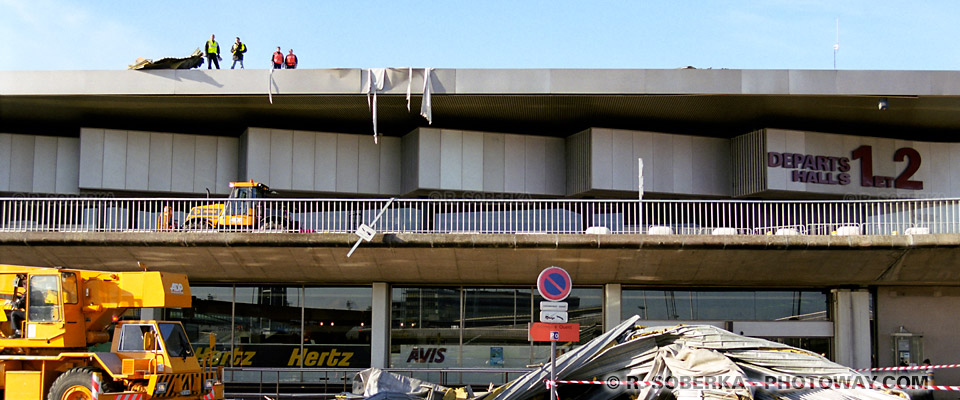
[181,181,298,232]
[0,264,224,400]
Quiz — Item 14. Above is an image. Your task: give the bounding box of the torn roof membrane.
[129,49,204,70]
[354,318,914,400]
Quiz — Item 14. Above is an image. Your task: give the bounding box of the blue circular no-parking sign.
[537,266,572,302]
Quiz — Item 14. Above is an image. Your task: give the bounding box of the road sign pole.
[550,340,556,400]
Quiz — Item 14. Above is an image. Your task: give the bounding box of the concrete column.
[603,284,622,332]
[832,289,871,369]
[371,282,391,368]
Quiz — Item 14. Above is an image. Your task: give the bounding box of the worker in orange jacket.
[272,47,284,69]
[285,49,298,69]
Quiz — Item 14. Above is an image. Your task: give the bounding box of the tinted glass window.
[158,322,194,358]
[28,275,60,322]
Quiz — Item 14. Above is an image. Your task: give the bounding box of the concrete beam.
[0,232,957,286]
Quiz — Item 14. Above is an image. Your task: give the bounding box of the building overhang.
[3,69,960,141]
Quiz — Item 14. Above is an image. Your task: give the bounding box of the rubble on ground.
[352,317,912,400]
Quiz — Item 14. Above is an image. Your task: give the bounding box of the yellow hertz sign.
[195,347,358,367]
[287,348,354,367]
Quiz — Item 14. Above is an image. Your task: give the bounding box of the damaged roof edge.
[4,69,960,97]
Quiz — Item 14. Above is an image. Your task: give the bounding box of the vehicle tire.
[47,367,102,400]
[182,219,209,231]
[257,221,284,232]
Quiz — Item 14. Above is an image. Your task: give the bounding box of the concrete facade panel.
[55,138,80,194]
[243,128,271,184]
[836,71,932,96]
[461,131,484,192]
[147,133,173,192]
[482,133,505,193]
[291,131,316,191]
[417,129,441,190]
[503,135,525,193]
[633,131,654,193]
[401,130,418,194]
[216,137,238,193]
[269,130,294,190]
[651,133,674,193]
[379,137,402,194]
[788,70,837,94]
[591,129,612,189]
[545,138,565,195]
[439,130,463,190]
[549,69,646,93]
[0,135,11,191]
[609,130,634,190]
[877,287,960,388]
[455,69,551,93]
[335,134,359,193]
[79,129,104,189]
[125,131,150,191]
[524,136,546,194]
[357,135,380,194]
[193,135,218,193]
[693,137,732,196]
[314,133,338,192]
[31,136,58,194]
[171,134,196,193]
[672,135,694,194]
[741,70,789,94]
[644,69,742,94]
[9,135,35,192]
[101,130,126,190]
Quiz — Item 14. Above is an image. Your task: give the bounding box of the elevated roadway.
[0,232,955,287]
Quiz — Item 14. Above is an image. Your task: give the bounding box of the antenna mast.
[833,18,840,69]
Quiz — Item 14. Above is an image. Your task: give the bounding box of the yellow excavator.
[0,264,224,400]
[179,181,299,232]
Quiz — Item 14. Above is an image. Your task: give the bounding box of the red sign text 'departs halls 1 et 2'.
[767,145,923,190]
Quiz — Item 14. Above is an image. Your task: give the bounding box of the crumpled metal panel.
[481,321,908,400]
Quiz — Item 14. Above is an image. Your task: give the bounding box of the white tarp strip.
[267,68,275,104]
[364,68,387,144]
[421,67,434,124]
[406,67,413,112]
[362,68,434,144]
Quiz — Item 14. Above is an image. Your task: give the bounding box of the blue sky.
[1,0,958,71]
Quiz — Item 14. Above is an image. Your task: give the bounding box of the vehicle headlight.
[155,382,168,394]
[204,379,216,390]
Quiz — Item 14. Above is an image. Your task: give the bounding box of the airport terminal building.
[1,68,959,388]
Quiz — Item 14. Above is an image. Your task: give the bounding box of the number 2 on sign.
[851,145,923,190]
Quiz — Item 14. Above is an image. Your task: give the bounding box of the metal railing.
[0,197,957,236]
[222,367,534,399]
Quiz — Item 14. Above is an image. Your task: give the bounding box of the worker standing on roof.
[205,34,221,69]
[285,49,298,69]
[272,47,284,69]
[231,37,247,69]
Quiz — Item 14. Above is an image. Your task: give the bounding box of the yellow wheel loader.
[180,181,299,232]
[0,265,224,400]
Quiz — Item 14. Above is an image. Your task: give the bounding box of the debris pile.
[352,316,911,400]
[129,48,204,70]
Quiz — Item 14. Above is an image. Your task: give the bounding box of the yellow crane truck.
[0,264,224,400]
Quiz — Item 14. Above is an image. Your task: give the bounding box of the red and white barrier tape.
[546,379,960,391]
[857,363,960,372]
[91,373,100,400]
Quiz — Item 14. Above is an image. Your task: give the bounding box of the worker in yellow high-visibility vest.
[231,37,247,69]
[205,34,221,69]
